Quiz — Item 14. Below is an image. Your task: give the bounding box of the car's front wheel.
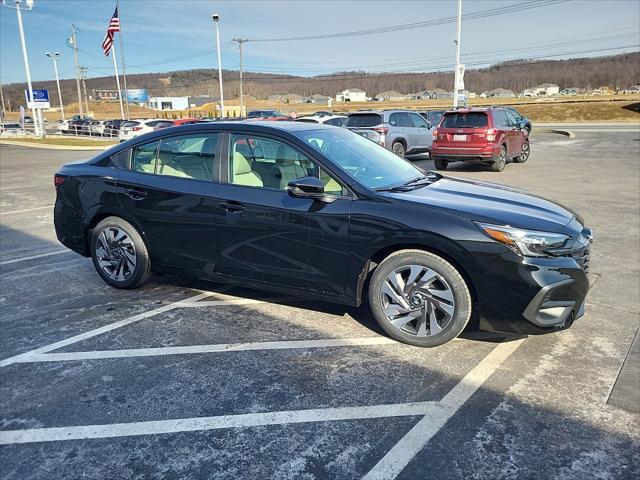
[513,139,530,163]
[368,249,472,347]
[90,216,152,289]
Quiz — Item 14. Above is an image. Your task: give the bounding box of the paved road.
[0,131,639,480]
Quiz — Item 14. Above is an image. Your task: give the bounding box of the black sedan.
[54,122,592,347]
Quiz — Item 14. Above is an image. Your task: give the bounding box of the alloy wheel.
[520,141,530,161]
[95,227,137,281]
[380,264,456,337]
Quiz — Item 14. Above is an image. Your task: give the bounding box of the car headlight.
[475,222,569,257]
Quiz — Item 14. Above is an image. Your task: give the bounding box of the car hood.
[391,176,581,233]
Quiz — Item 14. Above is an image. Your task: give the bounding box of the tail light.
[373,127,389,135]
[432,129,438,140]
[132,126,143,131]
[54,174,66,187]
[486,128,497,141]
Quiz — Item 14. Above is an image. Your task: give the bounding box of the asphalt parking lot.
[1,127,639,479]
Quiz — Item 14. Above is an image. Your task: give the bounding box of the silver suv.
[345,110,434,157]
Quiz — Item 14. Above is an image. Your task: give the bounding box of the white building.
[522,83,560,97]
[148,96,219,111]
[374,91,408,101]
[335,88,367,102]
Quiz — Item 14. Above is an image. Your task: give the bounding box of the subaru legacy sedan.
[54,122,592,347]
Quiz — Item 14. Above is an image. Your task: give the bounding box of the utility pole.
[233,38,247,117]
[69,24,84,117]
[212,13,224,117]
[452,0,463,108]
[0,81,6,124]
[46,52,64,120]
[80,66,90,116]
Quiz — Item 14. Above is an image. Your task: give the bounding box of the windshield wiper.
[375,172,442,192]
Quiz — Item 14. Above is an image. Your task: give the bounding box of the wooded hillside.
[2,52,638,109]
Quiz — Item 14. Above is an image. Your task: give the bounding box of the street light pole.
[452,0,463,108]
[212,13,224,117]
[233,38,247,117]
[2,0,41,136]
[69,24,84,117]
[46,52,65,120]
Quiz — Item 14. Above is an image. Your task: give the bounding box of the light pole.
[233,38,247,117]
[2,0,41,136]
[452,0,463,108]
[212,13,224,117]
[46,52,64,120]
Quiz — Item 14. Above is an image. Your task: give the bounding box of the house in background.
[559,87,579,96]
[335,88,367,102]
[522,83,560,96]
[283,94,304,104]
[481,88,515,98]
[304,94,333,104]
[374,91,408,101]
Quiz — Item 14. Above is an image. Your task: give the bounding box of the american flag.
[101,7,120,56]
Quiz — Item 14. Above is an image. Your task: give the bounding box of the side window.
[228,134,344,195]
[389,113,399,126]
[396,113,413,127]
[109,148,130,169]
[492,111,506,128]
[324,117,343,127]
[410,113,428,128]
[505,111,518,127]
[156,133,218,180]
[132,141,159,174]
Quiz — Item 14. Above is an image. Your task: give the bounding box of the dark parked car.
[247,110,285,119]
[54,122,592,347]
[499,106,532,134]
[431,108,530,172]
[419,110,446,127]
[103,119,126,137]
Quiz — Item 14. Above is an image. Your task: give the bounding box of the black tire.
[433,158,448,170]
[368,249,472,347]
[513,139,530,163]
[392,141,406,158]
[90,216,152,289]
[490,145,507,172]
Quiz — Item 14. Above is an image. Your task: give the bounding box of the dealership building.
[147,96,219,111]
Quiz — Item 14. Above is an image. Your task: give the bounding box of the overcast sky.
[1,0,638,85]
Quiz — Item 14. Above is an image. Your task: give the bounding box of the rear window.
[441,112,488,129]
[122,121,140,127]
[345,113,383,128]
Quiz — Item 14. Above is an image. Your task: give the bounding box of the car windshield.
[122,121,140,127]
[294,128,426,190]
[441,112,488,128]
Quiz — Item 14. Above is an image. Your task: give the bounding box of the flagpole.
[116,0,130,119]
[110,42,125,119]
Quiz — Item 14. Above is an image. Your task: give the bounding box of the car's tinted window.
[109,149,130,170]
[504,111,518,127]
[155,134,219,180]
[132,141,159,174]
[507,108,522,120]
[441,112,488,128]
[122,121,140,128]
[426,111,445,125]
[345,114,382,128]
[296,118,319,123]
[389,112,412,127]
[409,113,429,128]
[324,117,345,126]
[228,134,343,194]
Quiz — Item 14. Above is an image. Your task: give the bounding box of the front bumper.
[475,246,591,335]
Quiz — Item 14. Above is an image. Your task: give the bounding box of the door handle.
[124,188,147,201]
[220,201,245,213]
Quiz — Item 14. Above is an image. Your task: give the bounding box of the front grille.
[572,248,590,273]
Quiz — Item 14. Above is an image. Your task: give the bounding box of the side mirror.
[426,121,432,129]
[288,176,333,202]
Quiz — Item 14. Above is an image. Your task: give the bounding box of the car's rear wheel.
[90,217,152,289]
[368,249,472,347]
[433,158,448,170]
[513,139,530,163]
[490,145,507,172]
[392,141,406,158]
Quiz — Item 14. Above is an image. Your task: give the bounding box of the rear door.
[439,112,489,148]
[408,112,432,149]
[504,110,525,154]
[115,132,222,272]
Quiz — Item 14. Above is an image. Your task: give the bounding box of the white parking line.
[362,338,525,480]
[16,337,399,363]
[0,339,524,446]
[0,205,53,215]
[0,250,69,266]
[0,288,233,368]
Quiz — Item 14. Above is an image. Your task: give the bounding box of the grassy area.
[0,137,116,147]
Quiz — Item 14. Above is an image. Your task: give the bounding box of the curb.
[0,140,113,151]
[535,128,576,139]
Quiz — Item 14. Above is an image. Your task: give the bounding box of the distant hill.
[1,52,638,109]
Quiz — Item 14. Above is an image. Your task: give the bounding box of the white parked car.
[118,119,166,142]
[56,119,70,133]
[295,114,347,127]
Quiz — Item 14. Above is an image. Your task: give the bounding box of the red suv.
[431,108,530,172]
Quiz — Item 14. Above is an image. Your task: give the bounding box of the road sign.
[455,64,465,91]
[25,89,50,109]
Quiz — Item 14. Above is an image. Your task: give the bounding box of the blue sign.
[25,89,50,108]
[126,89,148,103]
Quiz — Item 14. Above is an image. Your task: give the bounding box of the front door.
[115,132,222,273]
[215,132,352,296]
